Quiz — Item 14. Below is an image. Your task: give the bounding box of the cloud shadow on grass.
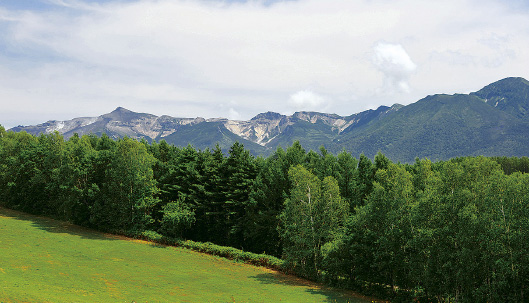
[0,206,118,241]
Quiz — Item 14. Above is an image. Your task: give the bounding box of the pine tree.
[336,149,357,209]
[220,142,257,247]
[352,153,374,209]
[191,145,225,242]
[244,147,289,256]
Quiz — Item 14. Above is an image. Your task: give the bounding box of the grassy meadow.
[0,207,375,302]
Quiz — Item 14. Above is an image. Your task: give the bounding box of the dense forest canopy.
[2,124,529,302]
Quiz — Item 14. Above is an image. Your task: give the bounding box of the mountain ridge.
[7,77,529,162]
[10,104,396,153]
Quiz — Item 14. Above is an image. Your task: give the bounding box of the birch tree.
[279,165,348,278]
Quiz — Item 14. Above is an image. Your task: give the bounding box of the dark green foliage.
[55,134,96,224]
[90,137,159,232]
[335,150,358,207]
[192,145,226,242]
[352,153,374,209]
[160,144,200,205]
[147,140,260,248]
[5,126,529,302]
[492,155,529,174]
[325,156,529,302]
[243,147,290,257]
[2,132,42,212]
[219,142,258,246]
[329,163,414,294]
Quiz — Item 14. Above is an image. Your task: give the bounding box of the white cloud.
[372,42,417,93]
[288,90,328,112]
[0,0,528,128]
[228,108,242,120]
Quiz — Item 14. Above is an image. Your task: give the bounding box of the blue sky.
[1,0,529,128]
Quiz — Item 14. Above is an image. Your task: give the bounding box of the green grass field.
[0,207,376,302]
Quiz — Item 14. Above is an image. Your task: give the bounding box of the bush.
[140,230,163,242]
[159,198,195,238]
[130,233,285,271]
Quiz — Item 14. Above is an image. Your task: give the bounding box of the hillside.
[7,77,529,162]
[472,77,529,120]
[0,207,369,302]
[338,92,529,162]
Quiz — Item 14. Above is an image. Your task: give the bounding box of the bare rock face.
[224,112,289,145]
[11,107,213,141]
[222,110,392,146]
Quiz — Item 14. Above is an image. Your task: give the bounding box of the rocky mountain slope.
[8,77,529,162]
[10,104,400,155]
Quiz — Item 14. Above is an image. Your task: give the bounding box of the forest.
[1,124,529,302]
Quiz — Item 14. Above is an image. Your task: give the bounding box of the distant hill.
[8,77,529,162]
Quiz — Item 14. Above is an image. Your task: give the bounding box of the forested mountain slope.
[336,77,529,162]
[339,91,529,162]
[472,77,529,120]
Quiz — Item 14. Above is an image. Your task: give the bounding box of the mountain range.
[8,77,529,162]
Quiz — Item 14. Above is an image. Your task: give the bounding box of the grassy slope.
[0,207,375,303]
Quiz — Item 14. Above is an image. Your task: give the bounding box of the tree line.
[1,125,529,302]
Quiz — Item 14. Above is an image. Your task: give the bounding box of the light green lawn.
[0,207,376,302]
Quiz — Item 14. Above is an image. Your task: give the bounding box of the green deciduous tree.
[160,194,196,239]
[91,137,159,232]
[332,162,414,295]
[280,165,348,279]
[59,134,98,225]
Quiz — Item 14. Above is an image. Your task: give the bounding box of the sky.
[1,0,529,128]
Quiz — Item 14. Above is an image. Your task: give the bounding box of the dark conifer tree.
[336,150,357,210]
[352,153,374,209]
[190,145,225,242]
[220,142,257,247]
[245,147,289,256]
